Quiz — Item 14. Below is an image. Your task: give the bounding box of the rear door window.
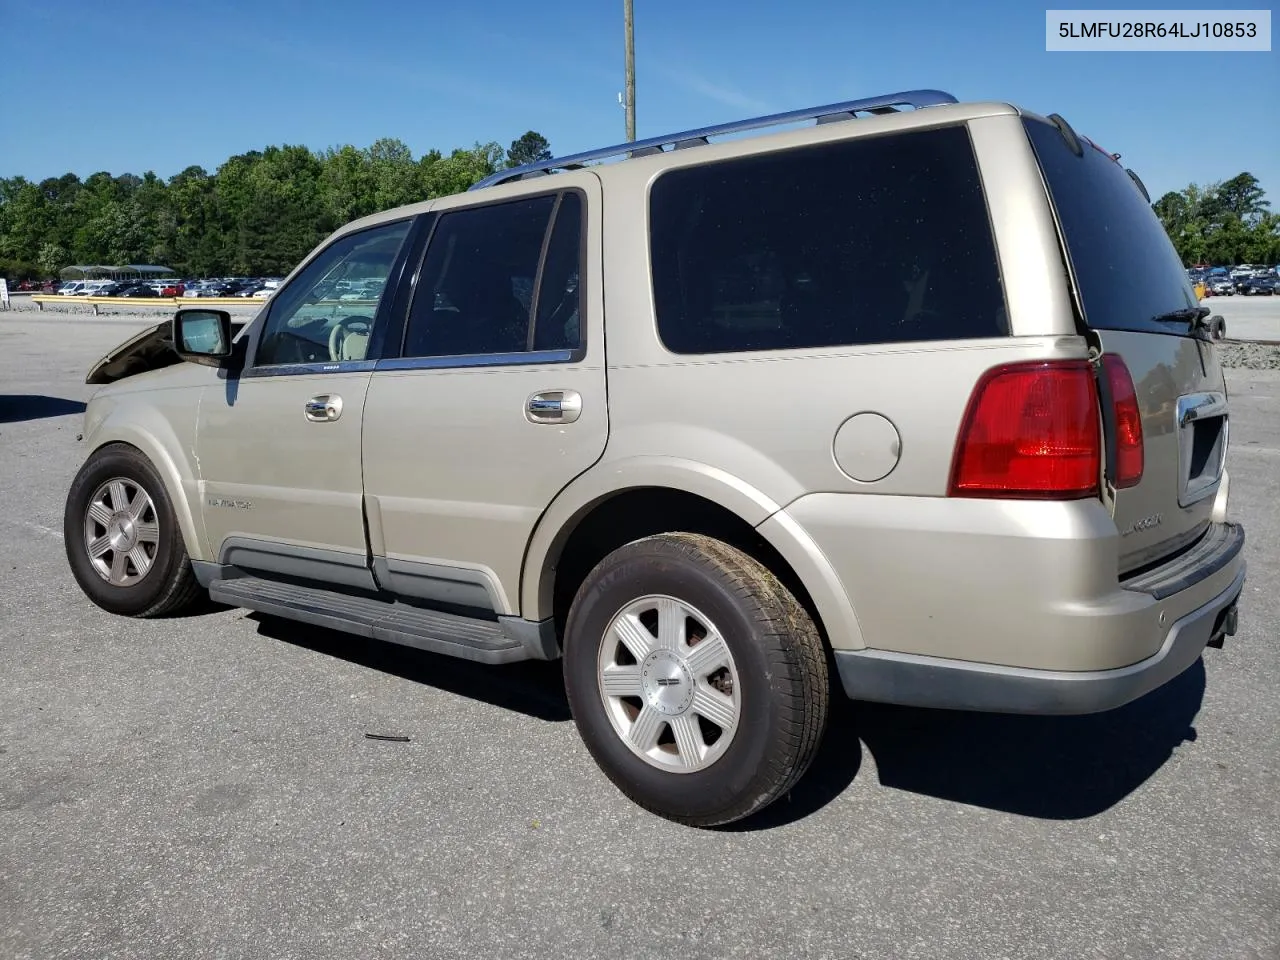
[400,193,585,359]
[1023,117,1200,334]
[649,125,1008,354]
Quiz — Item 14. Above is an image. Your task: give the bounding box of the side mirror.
[172,309,233,365]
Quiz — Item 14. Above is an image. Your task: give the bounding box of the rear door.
[360,174,607,616]
[1024,117,1228,572]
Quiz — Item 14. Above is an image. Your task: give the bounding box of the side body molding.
[519,456,867,650]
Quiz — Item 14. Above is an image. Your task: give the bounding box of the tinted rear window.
[1024,117,1199,334]
[649,125,1008,354]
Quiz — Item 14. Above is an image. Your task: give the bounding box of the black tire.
[562,533,829,827]
[63,443,205,618]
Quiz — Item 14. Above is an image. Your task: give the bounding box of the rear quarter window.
[649,125,1008,355]
[1023,117,1200,334]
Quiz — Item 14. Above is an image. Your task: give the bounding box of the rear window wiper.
[1151,306,1225,340]
[1150,306,1210,325]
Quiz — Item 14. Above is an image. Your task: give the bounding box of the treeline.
[1152,172,1278,266]
[0,131,553,280]
[4,136,1275,281]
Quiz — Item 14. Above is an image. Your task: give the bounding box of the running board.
[209,576,529,664]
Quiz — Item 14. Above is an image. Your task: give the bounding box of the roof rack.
[469,88,958,191]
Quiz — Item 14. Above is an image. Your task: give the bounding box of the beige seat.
[338,329,369,360]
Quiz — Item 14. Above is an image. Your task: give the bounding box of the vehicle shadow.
[0,395,86,424]
[725,658,1205,831]
[247,611,1206,827]
[856,658,1205,820]
[247,613,572,722]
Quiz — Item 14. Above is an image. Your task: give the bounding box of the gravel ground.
[1218,341,1280,369]
[1,314,1278,960]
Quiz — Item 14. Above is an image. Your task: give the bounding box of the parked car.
[62,91,1246,827]
[1239,274,1275,296]
[117,283,159,298]
[1207,276,1235,296]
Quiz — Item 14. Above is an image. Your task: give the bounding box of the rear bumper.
[835,563,1245,715]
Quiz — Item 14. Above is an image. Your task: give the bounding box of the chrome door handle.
[526,390,582,424]
[304,394,343,422]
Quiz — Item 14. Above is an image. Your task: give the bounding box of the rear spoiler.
[1047,111,1151,202]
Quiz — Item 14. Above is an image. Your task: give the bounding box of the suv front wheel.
[562,533,829,826]
[64,443,205,618]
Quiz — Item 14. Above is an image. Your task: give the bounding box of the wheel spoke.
[612,612,655,662]
[598,593,744,774]
[88,535,112,559]
[88,501,113,527]
[684,630,730,677]
[654,597,686,651]
[109,550,129,583]
[629,705,664,751]
[108,481,130,514]
[669,714,704,766]
[128,546,152,577]
[127,491,150,520]
[691,684,737,731]
[134,520,160,544]
[600,664,643,698]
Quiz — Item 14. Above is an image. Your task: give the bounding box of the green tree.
[1152,191,1190,233]
[38,241,67,277]
[1217,173,1268,224]
[506,131,552,169]
[1151,173,1274,265]
[423,143,504,198]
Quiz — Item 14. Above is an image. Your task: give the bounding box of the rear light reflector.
[1102,354,1144,488]
[949,361,1101,499]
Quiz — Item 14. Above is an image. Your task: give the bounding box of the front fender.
[519,455,866,650]
[81,388,207,561]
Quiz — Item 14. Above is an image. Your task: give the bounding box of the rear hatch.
[1024,116,1228,574]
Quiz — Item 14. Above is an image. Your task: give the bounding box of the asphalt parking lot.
[2,312,1277,960]
[1207,293,1280,344]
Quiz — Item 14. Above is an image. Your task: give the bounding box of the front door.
[196,217,416,586]
[361,176,607,615]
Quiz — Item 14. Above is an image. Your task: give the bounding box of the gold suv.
[65,90,1246,826]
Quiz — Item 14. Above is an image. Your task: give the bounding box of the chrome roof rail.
[469,89,958,190]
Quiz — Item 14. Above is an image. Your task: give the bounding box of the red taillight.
[1102,354,1144,488]
[949,361,1101,499]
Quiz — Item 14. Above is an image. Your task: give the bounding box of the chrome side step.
[209,575,530,664]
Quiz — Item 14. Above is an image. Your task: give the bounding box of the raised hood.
[86,319,247,385]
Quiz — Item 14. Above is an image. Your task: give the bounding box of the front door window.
[254,220,411,367]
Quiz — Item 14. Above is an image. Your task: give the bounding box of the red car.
[159,282,185,297]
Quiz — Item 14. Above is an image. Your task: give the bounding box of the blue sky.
[3,0,1277,202]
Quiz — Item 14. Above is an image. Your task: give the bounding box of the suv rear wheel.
[562,533,829,826]
[64,443,204,618]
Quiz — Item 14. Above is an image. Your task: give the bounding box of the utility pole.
[623,0,636,141]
